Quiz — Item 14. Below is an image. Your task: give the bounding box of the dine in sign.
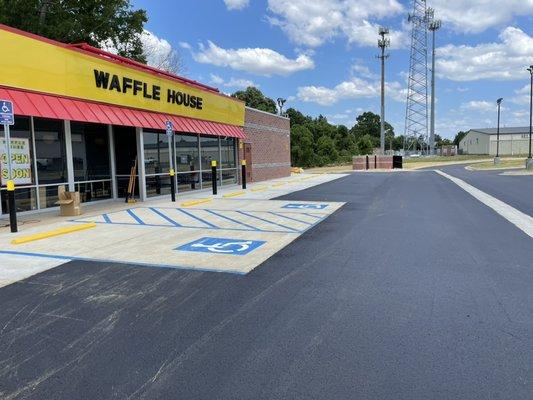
[1,138,32,185]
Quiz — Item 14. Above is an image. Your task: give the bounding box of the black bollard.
[7,180,17,233]
[241,160,247,189]
[211,160,217,195]
[169,168,176,202]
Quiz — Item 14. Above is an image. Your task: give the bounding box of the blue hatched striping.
[267,211,314,225]
[205,210,260,231]
[148,207,181,226]
[177,208,219,229]
[236,211,300,232]
[126,209,145,225]
[102,214,111,223]
[302,213,323,219]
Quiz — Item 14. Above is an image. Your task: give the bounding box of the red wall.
[241,107,291,182]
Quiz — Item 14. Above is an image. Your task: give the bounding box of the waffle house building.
[0,25,291,215]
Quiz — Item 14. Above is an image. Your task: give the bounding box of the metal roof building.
[459,127,531,155]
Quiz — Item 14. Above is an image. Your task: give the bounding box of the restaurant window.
[33,118,68,208]
[71,122,111,203]
[144,130,171,197]
[1,117,37,213]
[200,135,219,188]
[175,133,200,192]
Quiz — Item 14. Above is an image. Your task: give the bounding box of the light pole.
[495,97,503,164]
[527,66,533,169]
[378,27,390,155]
[277,98,286,116]
[429,16,441,156]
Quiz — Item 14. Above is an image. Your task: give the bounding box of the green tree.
[231,87,277,114]
[286,108,311,127]
[0,0,148,62]
[316,135,338,165]
[350,111,394,141]
[334,125,358,160]
[453,131,468,147]
[290,125,315,167]
[357,134,375,155]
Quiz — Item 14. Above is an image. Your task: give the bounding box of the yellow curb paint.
[180,198,212,207]
[251,186,267,192]
[11,223,97,245]
[223,191,246,198]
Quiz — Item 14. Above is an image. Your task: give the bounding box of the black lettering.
[109,75,121,92]
[196,97,203,110]
[176,92,183,105]
[190,96,197,108]
[153,86,161,101]
[143,83,152,99]
[94,70,109,89]
[122,77,133,93]
[133,80,142,96]
[167,89,175,103]
[183,93,190,107]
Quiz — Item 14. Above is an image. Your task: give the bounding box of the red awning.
[0,87,246,139]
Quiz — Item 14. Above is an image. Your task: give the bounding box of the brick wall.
[241,107,291,182]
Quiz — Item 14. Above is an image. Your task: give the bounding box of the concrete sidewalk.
[0,173,347,286]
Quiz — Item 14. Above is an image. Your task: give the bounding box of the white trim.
[64,120,75,192]
[245,106,290,120]
[108,125,118,199]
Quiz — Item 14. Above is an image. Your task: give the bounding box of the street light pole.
[527,66,533,170]
[495,97,503,164]
[378,27,390,155]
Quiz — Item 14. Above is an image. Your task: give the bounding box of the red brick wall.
[241,107,291,182]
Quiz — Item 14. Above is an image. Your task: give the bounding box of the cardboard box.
[55,186,82,216]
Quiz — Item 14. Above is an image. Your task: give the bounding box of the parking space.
[0,175,343,282]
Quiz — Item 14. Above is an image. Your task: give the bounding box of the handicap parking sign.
[176,237,266,256]
[0,100,14,125]
[282,203,329,210]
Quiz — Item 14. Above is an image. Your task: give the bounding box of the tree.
[357,135,375,155]
[290,125,315,167]
[453,131,468,147]
[0,0,148,62]
[350,111,394,141]
[334,125,358,160]
[316,135,338,165]
[285,108,311,127]
[231,87,277,114]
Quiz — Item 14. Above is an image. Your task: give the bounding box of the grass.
[403,155,489,164]
[468,158,526,170]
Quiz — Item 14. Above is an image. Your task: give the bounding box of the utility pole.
[378,27,390,155]
[527,65,533,169]
[277,98,286,116]
[495,98,503,164]
[428,14,441,156]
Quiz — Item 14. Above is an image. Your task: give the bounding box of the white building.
[459,127,532,155]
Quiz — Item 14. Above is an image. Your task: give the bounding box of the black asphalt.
[438,164,533,216]
[1,171,532,399]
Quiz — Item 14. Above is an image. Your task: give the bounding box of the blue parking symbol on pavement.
[176,237,266,256]
[282,203,329,210]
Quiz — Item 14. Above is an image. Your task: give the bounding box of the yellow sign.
[0,28,244,126]
[1,138,32,185]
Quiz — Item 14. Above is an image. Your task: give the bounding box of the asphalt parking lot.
[0,169,532,399]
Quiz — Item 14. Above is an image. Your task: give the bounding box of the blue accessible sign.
[282,203,329,210]
[177,237,266,256]
[165,120,173,137]
[0,100,14,125]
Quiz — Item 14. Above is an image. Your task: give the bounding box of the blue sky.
[132,0,533,139]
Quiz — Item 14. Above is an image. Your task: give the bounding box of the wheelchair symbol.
[177,237,266,256]
[2,102,11,113]
[191,240,254,254]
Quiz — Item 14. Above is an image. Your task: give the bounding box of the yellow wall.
[0,28,244,126]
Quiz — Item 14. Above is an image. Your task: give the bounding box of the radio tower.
[403,0,431,152]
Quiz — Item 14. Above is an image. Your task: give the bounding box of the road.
[1,170,532,399]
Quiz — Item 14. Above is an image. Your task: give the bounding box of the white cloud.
[297,77,405,105]
[224,0,250,10]
[510,84,532,105]
[460,100,498,113]
[429,0,533,33]
[210,74,259,89]
[178,41,191,50]
[193,41,314,76]
[267,0,407,48]
[436,27,533,81]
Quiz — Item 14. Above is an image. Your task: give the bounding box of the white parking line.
[435,170,533,238]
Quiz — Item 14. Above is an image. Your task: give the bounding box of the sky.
[131,0,533,139]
